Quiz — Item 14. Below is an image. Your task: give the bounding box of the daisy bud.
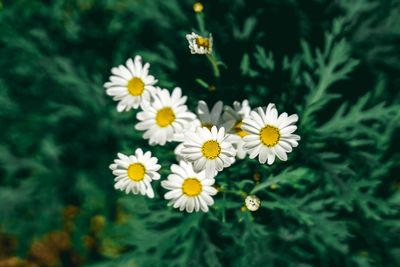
[245,195,261,211]
[193,2,204,13]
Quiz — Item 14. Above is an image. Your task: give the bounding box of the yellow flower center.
[234,121,248,138]
[127,77,145,96]
[182,178,202,196]
[127,163,146,182]
[155,107,176,127]
[193,2,204,13]
[196,37,210,49]
[201,123,213,130]
[201,140,221,159]
[259,125,280,147]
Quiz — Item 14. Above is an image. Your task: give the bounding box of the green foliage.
[0,0,399,266]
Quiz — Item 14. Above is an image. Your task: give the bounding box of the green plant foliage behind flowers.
[0,0,399,266]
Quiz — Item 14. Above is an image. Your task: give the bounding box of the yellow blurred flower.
[63,205,79,220]
[29,231,70,267]
[193,2,204,13]
[90,215,106,233]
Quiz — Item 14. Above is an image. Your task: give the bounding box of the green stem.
[206,54,220,78]
[222,193,226,223]
[195,10,221,79]
[196,13,206,36]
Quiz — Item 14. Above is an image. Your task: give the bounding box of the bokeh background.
[0,0,400,266]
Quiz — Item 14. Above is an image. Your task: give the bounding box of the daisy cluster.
[105,55,300,213]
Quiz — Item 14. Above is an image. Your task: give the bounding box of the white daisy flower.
[135,87,196,146]
[110,149,161,198]
[221,100,252,131]
[161,161,217,213]
[197,100,223,130]
[172,118,201,160]
[181,126,236,177]
[221,100,252,159]
[104,56,157,112]
[245,195,261,211]
[186,32,213,54]
[242,104,300,165]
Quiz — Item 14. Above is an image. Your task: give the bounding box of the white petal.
[259,147,268,164]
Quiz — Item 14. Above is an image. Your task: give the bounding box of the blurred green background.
[0,0,399,266]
